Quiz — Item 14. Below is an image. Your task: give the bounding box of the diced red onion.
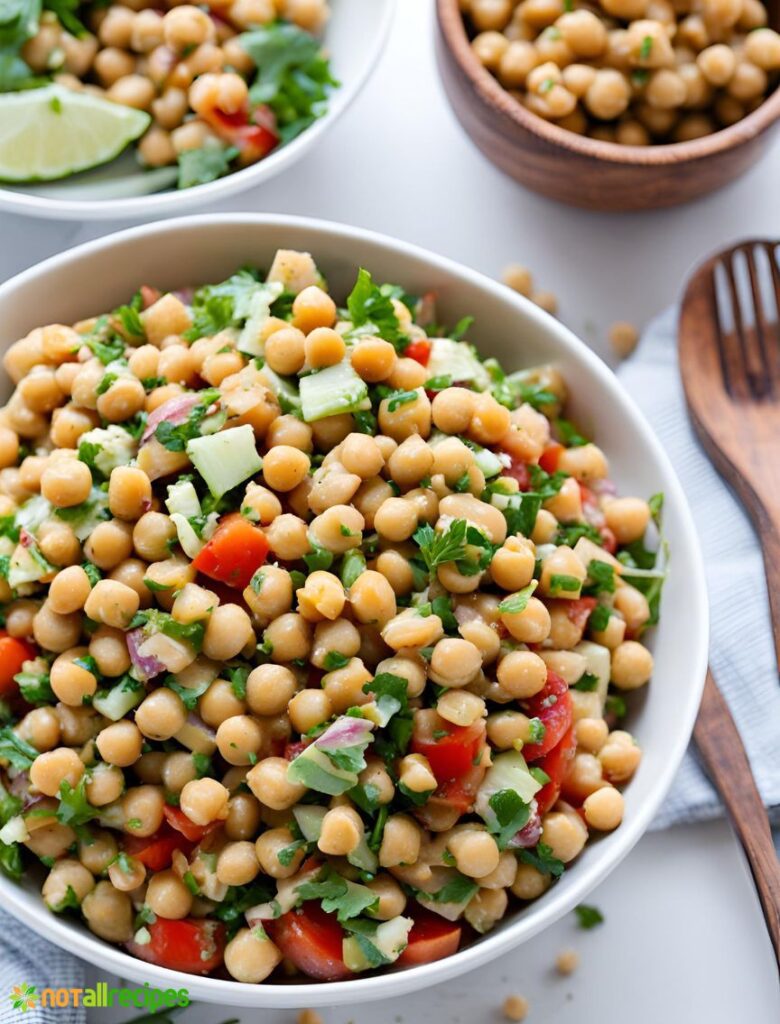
[172,287,194,304]
[315,715,374,752]
[508,811,542,849]
[140,393,201,446]
[591,478,618,498]
[126,629,164,682]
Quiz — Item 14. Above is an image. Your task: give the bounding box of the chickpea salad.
[465,0,780,146]
[0,249,666,984]
[0,2,336,189]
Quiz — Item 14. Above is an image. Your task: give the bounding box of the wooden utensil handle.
[693,670,780,966]
[756,507,780,672]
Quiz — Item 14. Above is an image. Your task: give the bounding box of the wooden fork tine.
[761,241,780,385]
[742,245,773,399]
[714,258,750,400]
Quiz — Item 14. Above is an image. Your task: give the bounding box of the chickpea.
[288,688,332,733]
[108,853,146,893]
[216,715,265,766]
[512,861,552,900]
[575,716,609,753]
[296,570,345,622]
[599,730,641,783]
[83,579,139,630]
[744,28,780,72]
[82,882,134,943]
[163,5,214,51]
[379,813,421,868]
[33,603,82,654]
[309,504,364,554]
[48,565,91,614]
[180,778,230,825]
[351,338,397,382]
[50,650,97,707]
[365,873,407,920]
[500,595,551,644]
[40,458,92,508]
[203,604,254,661]
[122,785,165,837]
[225,792,263,840]
[611,640,654,689]
[558,10,607,57]
[378,388,431,443]
[85,520,134,571]
[224,927,282,984]
[17,707,60,752]
[135,689,188,741]
[585,68,631,119]
[247,757,306,810]
[381,608,443,651]
[264,612,312,664]
[613,583,650,633]
[541,805,588,863]
[449,828,501,878]
[107,74,156,111]
[583,786,625,830]
[89,626,132,677]
[30,747,84,797]
[318,806,363,855]
[147,869,193,920]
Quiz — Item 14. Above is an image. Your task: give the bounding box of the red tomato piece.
[520,671,573,762]
[501,454,531,491]
[283,739,310,761]
[539,443,564,474]
[127,918,225,975]
[404,339,431,366]
[411,714,485,784]
[192,514,270,590]
[0,633,36,698]
[566,597,597,632]
[203,106,279,164]
[140,285,161,309]
[267,904,352,981]
[600,526,617,554]
[162,805,219,844]
[398,909,462,966]
[536,725,577,814]
[122,825,193,872]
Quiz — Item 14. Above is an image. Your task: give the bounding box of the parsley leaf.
[56,776,98,831]
[575,903,604,929]
[503,491,542,540]
[14,670,54,706]
[154,389,223,451]
[573,671,599,692]
[345,268,404,347]
[177,143,239,190]
[585,559,616,595]
[497,580,538,614]
[517,842,565,878]
[488,788,532,850]
[0,726,38,771]
[296,870,379,923]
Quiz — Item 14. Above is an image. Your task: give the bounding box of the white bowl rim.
[0,1,396,222]
[0,213,710,1008]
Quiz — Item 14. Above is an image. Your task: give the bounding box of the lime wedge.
[0,85,151,183]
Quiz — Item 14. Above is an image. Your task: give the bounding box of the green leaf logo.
[10,983,37,1012]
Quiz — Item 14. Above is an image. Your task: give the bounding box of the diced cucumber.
[426,338,491,390]
[78,425,135,477]
[186,425,262,499]
[8,542,54,589]
[471,444,504,479]
[93,677,145,721]
[237,282,284,357]
[342,916,413,972]
[475,750,542,828]
[169,513,204,560]
[292,804,327,843]
[14,494,52,535]
[165,480,202,519]
[173,717,217,755]
[347,832,378,875]
[299,360,369,423]
[0,815,28,845]
[261,365,302,416]
[572,640,611,709]
[286,745,357,796]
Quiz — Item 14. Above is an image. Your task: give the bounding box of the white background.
[1,0,779,1019]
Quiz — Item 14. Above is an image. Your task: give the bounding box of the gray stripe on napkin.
[618,307,780,829]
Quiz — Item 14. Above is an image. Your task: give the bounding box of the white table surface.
[1,0,778,1019]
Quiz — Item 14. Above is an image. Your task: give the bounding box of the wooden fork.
[679,239,780,965]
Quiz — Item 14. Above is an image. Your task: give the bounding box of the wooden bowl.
[436,0,780,211]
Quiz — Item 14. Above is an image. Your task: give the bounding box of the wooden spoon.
[679,239,780,965]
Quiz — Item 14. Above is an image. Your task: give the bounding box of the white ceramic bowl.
[0,0,394,222]
[0,215,708,1008]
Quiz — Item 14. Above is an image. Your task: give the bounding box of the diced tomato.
[267,903,352,981]
[0,633,36,698]
[283,739,310,761]
[566,596,597,632]
[398,909,462,966]
[192,513,270,590]
[140,285,161,309]
[536,725,577,814]
[122,825,193,872]
[502,454,531,491]
[600,526,617,554]
[539,443,564,474]
[404,339,431,366]
[203,105,279,165]
[127,918,225,975]
[162,805,219,844]
[520,671,573,761]
[411,711,486,784]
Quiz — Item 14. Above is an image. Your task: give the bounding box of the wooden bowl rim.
[437,0,780,167]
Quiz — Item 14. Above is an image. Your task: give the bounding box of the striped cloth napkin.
[618,307,780,828]
[0,307,777,1016]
